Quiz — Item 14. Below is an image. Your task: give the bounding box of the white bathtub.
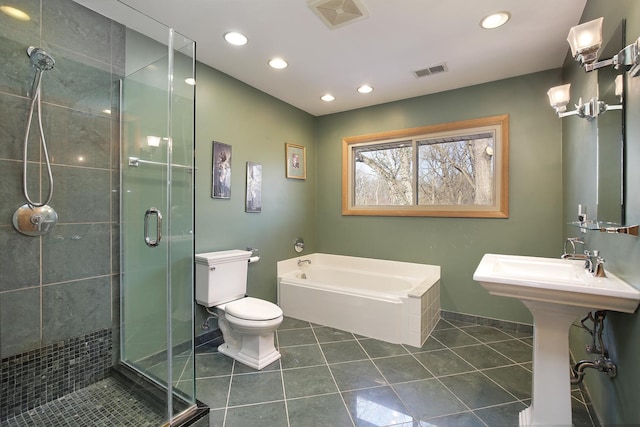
[277,253,440,348]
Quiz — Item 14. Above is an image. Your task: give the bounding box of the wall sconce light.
[567,18,603,67]
[568,17,640,76]
[547,83,621,120]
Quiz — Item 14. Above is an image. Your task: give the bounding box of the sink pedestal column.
[519,300,590,427]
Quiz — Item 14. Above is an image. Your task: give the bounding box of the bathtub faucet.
[297,259,311,267]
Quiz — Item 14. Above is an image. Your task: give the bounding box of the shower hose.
[23,68,54,207]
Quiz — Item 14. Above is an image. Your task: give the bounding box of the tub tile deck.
[196,317,598,427]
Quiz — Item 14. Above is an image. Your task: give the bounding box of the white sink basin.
[474,253,640,313]
[473,253,640,426]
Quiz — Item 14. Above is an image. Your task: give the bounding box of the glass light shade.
[547,84,571,110]
[567,17,603,58]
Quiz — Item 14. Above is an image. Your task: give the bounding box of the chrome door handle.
[144,207,162,247]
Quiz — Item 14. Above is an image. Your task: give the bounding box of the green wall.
[194,66,564,327]
[194,64,316,328]
[565,1,640,424]
[314,70,564,324]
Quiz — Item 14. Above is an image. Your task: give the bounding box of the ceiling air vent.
[308,0,369,30]
[413,63,448,78]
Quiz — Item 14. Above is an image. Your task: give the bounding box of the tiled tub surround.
[196,316,597,427]
[277,254,441,347]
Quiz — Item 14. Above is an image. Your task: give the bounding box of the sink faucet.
[297,259,311,267]
[561,237,588,260]
[585,250,606,277]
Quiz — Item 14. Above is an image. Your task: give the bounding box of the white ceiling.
[74,0,587,116]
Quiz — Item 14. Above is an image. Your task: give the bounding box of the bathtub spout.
[297,259,311,267]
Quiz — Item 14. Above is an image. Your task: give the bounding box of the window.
[342,115,509,217]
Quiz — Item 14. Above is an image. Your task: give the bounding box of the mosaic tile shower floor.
[3,376,164,427]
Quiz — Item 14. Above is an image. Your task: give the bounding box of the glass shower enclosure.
[119,24,198,423]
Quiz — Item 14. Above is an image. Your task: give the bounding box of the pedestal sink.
[474,254,640,427]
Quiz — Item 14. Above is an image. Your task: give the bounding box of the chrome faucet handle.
[297,259,312,267]
[562,238,585,259]
[583,249,606,277]
[593,251,606,277]
[563,237,585,258]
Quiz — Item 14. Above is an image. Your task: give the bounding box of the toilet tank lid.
[225,297,283,321]
[195,249,251,265]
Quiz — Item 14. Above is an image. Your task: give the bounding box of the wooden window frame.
[342,115,509,218]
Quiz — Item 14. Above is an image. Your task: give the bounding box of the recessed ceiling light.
[185,77,196,86]
[0,5,30,21]
[268,58,288,69]
[224,32,248,46]
[480,11,511,29]
[321,94,335,102]
[357,84,373,94]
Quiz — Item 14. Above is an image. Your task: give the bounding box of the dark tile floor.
[196,317,598,427]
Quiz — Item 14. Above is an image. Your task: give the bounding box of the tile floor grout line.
[309,323,358,427]
[357,336,427,423]
[276,339,292,427]
[426,323,492,420]
[219,360,236,426]
[444,328,526,408]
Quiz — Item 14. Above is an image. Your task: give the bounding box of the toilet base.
[218,340,281,370]
[215,306,283,370]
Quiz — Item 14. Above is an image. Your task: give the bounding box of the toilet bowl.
[216,297,283,370]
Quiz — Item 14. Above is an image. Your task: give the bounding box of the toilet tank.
[195,250,251,307]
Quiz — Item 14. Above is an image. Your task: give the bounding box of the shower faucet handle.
[30,214,43,229]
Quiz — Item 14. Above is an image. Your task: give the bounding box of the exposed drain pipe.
[571,311,617,385]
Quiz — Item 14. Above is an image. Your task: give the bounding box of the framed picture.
[245,162,262,213]
[212,141,231,199]
[285,143,306,179]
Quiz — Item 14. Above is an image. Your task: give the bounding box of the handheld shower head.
[27,46,55,71]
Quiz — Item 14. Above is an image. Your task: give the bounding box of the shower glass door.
[120,24,196,423]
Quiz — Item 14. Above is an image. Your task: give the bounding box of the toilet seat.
[224,297,283,321]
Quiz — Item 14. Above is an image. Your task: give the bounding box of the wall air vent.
[308,0,369,30]
[413,63,448,78]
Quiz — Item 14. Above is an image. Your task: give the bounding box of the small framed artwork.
[285,143,306,180]
[245,162,262,213]
[212,141,232,199]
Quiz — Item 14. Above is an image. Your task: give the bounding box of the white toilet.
[195,250,283,370]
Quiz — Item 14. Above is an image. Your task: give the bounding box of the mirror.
[596,20,625,225]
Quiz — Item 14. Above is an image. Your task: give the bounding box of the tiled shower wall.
[0,0,123,417]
